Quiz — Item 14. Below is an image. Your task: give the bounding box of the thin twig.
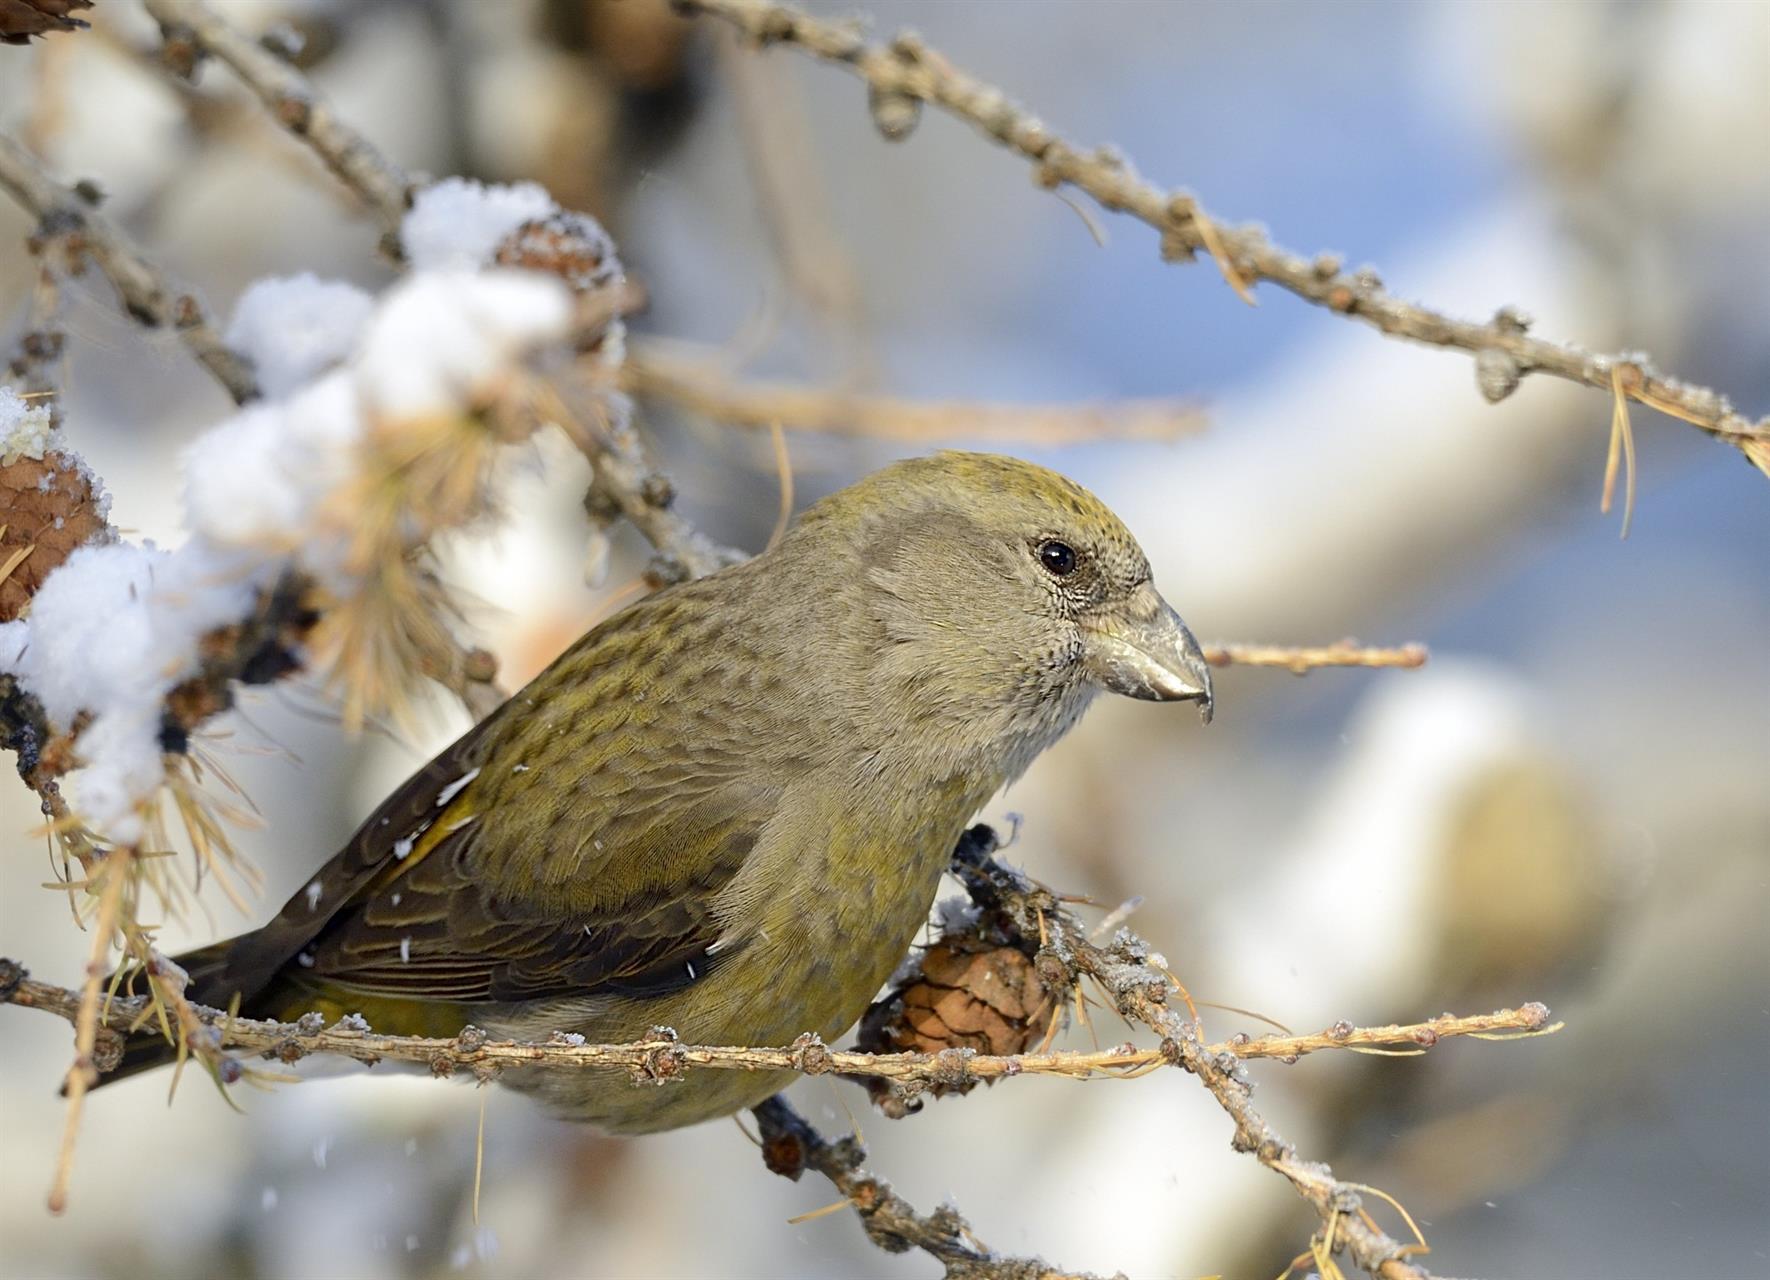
[0,132,259,403]
[677,0,1770,478]
[552,376,747,584]
[950,829,1448,1280]
[45,846,131,1214]
[752,1095,1117,1280]
[624,340,1207,445]
[0,966,1551,1086]
[1204,642,1429,675]
[142,0,413,247]
[6,261,65,406]
[718,28,874,380]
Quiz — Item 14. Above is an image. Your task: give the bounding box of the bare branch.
[950,829,1447,1280]
[751,1095,1118,1280]
[3,939,1551,1272]
[142,0,413,246]
[678,0,1770,481]
[0,132,259,403]
[1204,641,1429,674]
[550,375,748,583]
[0,963,1550,1087]
[625,340,1207,445]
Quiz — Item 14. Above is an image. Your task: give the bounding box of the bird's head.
[793,452,1211,778]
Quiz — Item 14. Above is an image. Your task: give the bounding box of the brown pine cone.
[0,0,93,46]
[494,212,628,365]
[1,439,110,622]
[494,211,622,298]
[855,917,1061,1117]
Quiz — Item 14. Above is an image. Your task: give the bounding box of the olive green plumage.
[110,452,1212,1131]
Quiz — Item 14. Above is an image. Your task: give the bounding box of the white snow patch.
[225,273,375,398]
[400,177,555,271]
[434,766,480,807]
[182,371,363,588]
[354,270,571,419]
[0,539,265,840]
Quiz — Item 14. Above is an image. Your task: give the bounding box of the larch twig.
[0,131,258,404]
[0,963,1551,1086]
[1204,642,1429,674]
[676,0,1770,481]
[624,340,1207,445]
[951,827,1447,1279]
[143,0,412,246]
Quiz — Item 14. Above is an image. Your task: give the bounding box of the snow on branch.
[1,262,581,842]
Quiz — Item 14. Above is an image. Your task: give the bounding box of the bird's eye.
[1037,539,1077,577]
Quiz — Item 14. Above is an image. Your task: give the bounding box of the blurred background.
[2,0,1766,1276]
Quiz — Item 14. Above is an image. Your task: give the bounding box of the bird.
[101,451,1212,1132]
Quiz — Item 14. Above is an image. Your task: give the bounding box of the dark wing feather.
[204,579,796,1016]
[197,721,498,1010]
[303,806,759,1003]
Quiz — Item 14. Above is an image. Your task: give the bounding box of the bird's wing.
[206,720,502,1006]
[211,583,799,1011]
[299,768,773,1004]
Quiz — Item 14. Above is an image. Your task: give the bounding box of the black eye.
[1037,539,1077,577]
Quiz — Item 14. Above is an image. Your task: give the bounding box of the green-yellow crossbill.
[105,452,1212,1130]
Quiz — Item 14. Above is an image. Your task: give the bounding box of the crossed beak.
[1082,583,1214,723]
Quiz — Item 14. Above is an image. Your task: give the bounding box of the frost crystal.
[0,384,54,464]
